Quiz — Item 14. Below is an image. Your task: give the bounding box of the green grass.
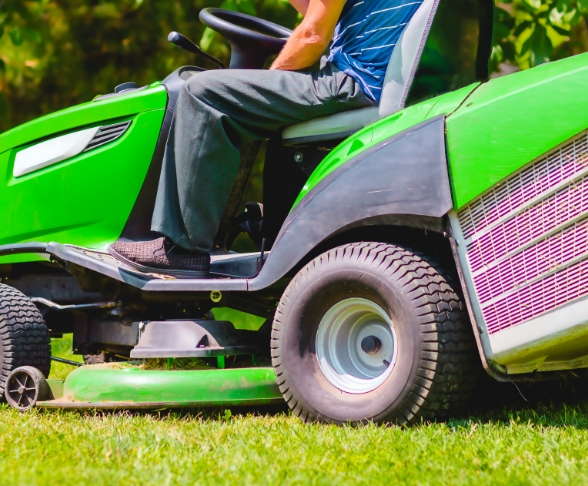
[2,336,588,485]
[3,402,588,485]
[49,334,83,380]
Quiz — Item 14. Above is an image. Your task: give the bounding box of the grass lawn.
[2,337,588,485]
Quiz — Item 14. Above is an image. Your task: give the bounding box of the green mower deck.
[38,366,283,410]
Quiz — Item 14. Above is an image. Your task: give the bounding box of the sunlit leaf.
[528,23,553,66]
[522,0,543,12]
[513,20,533,38]
[549,7,567,24]
[491,44,504,63]
[549,23,570,36]
[200,27,216,52]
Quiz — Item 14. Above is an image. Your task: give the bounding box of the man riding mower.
[4,0,588,425]
[108,0,421,276]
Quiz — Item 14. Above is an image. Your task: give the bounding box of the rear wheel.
[0,284,51,400]
[271,242,478,425]
[5,366,49,411]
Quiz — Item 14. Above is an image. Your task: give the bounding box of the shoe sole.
[108,247,211,279]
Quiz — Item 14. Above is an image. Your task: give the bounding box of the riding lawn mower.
[2,0,588,424]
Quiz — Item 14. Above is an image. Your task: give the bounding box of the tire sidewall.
[278,259,424,423]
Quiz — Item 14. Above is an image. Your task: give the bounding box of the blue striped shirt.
[328,0,423,102]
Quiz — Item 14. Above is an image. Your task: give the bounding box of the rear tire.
[0,284,51,400]
[271,242,478,425]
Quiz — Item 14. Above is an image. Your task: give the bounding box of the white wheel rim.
[316,298,398,394]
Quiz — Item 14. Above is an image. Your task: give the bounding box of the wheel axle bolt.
[361,335,382,355]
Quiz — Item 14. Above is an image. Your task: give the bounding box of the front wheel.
[0,284,51,401]
[271,242,478,425]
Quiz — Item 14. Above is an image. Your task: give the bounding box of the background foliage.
[492,0,588,71]
[0,0,587,131]
[0,0,298,131]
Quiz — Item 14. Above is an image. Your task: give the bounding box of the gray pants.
[151,60,374,252]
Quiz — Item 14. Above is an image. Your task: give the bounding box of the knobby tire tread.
[0,283,51,399]
[271,242,478,425]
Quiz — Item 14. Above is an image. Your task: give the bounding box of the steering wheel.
[199,8,292,69]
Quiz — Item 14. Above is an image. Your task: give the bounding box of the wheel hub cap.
[316,298,398,394]
[360,335,382,355]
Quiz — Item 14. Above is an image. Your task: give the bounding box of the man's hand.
[270,0,345,71]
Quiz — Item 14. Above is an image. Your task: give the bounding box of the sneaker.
[108,237,210,277]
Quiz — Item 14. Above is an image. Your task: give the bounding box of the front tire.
[271,242,478,425]
[0,284,51,400]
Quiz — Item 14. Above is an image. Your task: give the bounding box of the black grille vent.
[84,121,132,152]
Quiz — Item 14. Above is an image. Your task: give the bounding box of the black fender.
[249,115,453,291]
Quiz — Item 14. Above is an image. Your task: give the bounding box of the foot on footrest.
[109,237,210,277]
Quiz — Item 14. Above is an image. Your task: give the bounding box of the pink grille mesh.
[456,131,588,334]
[459,134,588,240]
[467,176,588,273]
[473,218,588,303]
[483,257,588,334]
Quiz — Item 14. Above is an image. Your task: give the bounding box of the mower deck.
[37,365,283,410]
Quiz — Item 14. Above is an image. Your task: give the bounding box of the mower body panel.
[0,84,166,154]
[294,82,480,206]
[0,86,167,263]
[447,52,588,209]
[446,53,588,374]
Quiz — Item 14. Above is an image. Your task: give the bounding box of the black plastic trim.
[0,243,48,257]
[476,0,494,80]
[283,130,356,146]
[94,85,148,102]
[84,121,132,152]
[249,115,453,290]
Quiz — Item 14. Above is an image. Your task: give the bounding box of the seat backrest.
[378,0,439,118]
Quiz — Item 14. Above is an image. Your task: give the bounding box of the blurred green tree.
[0,0,298,131]
[1,0,588,133]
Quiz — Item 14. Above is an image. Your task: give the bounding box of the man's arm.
[270,0,345,71]
[289,0,310,15]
